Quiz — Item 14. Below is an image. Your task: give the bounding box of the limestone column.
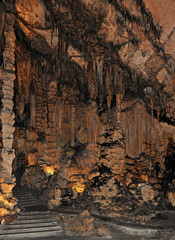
[0,1,16,200]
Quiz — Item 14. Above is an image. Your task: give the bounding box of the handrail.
[19,177,65,231]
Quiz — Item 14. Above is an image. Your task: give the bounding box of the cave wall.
[0,0,175,214]
[13,41,127,182]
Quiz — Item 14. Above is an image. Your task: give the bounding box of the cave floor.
[5,214,174,240]
[1,211,175,240]
[3,185,173,240]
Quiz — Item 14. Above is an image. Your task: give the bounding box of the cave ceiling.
[13,0,175,124]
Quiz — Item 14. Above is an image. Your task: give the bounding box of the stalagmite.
[0,1,16,203]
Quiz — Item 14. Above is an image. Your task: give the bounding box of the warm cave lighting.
[73,182,85,194]
[138,175,148,187]
[44,166,54,176]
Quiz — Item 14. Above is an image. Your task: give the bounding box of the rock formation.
[0,0,174,219]
[0,0,17,214]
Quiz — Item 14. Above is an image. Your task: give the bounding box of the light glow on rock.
[70,175,86,194]
[73,182,85,194]
[44,166,54,176]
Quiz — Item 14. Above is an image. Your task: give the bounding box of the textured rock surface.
[20,165,48,191]
[65,210,94,235]
[0,0,175,221]
[0,0,17,213]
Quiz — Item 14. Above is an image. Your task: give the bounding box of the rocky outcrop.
[0,0,17,212]
[64,210,94,235]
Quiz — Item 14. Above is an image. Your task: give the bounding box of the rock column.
[0,1,16,200]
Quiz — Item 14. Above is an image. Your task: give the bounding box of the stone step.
[18,203,45,208]
[17,197,36,201]
[2,185,63,239]
[18,202,41,206]
[13,191,32,195]
[0,225,61,234]
[13,190,31,193]
[0,229,63,240]
[3,221,59,229]
[16,197,35,201]
[17,197,40,201]
[18,203,40,207]
[14,193,33,197]
[13,186,47,210]
[16,198,41,202]
[17,213,54,220]
[19,211,52,216]
[16,194,37,198]
[13,218,57,224]
[17,197,42,201]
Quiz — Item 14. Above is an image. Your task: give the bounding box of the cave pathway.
[0,185,64,239]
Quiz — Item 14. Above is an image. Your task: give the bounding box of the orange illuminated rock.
[167,191,175,207]
[1,0,174,221]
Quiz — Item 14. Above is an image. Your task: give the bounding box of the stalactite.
[113,66,117,93]
[0,1,5,64]
[140,112,143,154]
[51,25,53,47]
[51,17,56,47]
[41,60,46,90]
[92,107,98,154]
[56,18,63,86]
[96,56,104,105]
[70,104,76,147]
[87,60,94,100]
[93,60,98,100]
[30,80,36,127]
[105,65,112,111]
[115,69,122,121]
[151,97,153,117]
[150,96,154,154]
[86,102,98,154]
[157,107,160,121]
[58,104,62,134]
[163,131,166,158]
[134,108,137,157]
[127,118,130,155]
[122,70,126,98]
